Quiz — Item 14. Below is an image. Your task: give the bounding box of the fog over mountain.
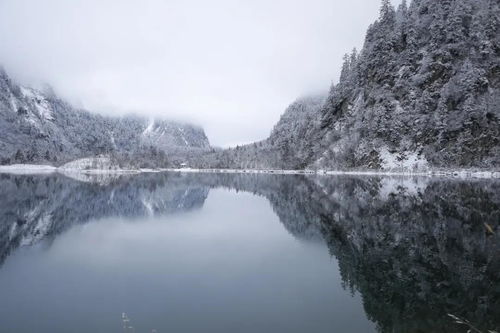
[0,68,209,167]
[0,0,401,147]
[0,0,498,171]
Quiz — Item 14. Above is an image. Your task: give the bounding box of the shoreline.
[164,168,500,179]
[0,164,157,175]
[0,164,498,179]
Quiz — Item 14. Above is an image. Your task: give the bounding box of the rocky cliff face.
[0,68,210,167]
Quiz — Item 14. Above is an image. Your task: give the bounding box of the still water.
[0,172,498,333]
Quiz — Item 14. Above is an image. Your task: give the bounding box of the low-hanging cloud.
[0,0,400,147]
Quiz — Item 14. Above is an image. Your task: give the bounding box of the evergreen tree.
[14,149,24,163]
[339,53,351,83]
[379,0,395,24]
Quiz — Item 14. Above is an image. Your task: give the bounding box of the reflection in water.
[0,173,209,264]
[0,172,499,332]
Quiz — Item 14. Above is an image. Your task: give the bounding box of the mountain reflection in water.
[0,172,498,333]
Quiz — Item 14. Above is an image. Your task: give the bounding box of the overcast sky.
[0,0,401,147]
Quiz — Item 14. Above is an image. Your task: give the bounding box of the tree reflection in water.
[0,172,498,332]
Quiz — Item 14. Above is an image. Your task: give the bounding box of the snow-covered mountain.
[0,68,210,167]
[312,0,499,170]
[195,0,499,171]
[2,0,498,171]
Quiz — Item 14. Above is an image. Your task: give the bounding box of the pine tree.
[380,0,391,17]
[349,48,358,70]
[339,53,351,83]
[15,149,24,163]
[484,0,499,39]
[379,0,395,24]
[396,0,408,24]
[447,1,473,44]
[348,48,359,84]
[400,0,407,12]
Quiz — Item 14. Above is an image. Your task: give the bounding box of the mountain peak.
[0,67,210,167]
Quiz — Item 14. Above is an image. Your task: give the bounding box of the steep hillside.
[0,68,210,167]
[312,0,500,170]
[196,0,499,171]
[195,95,325,169]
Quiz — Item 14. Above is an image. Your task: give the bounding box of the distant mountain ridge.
[194,95,326,169]
[0,68,210,167]
[195,0,500,171]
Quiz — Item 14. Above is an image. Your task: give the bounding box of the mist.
[0,0,400,147]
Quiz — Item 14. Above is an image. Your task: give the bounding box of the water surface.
[0,172,498,333]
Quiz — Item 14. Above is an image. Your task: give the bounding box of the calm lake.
[0,172,498,333]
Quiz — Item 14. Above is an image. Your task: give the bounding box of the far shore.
[0,164,499,179]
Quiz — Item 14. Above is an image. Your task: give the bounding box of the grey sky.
[0,0,401,147]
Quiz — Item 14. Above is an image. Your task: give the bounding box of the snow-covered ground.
[0,164,57,174]
[378,147,429,171]
[167,168,319,175]
[0,157,140,175]
[0,163,498,179]
[166,168,500,179]
[59,157,120,171]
